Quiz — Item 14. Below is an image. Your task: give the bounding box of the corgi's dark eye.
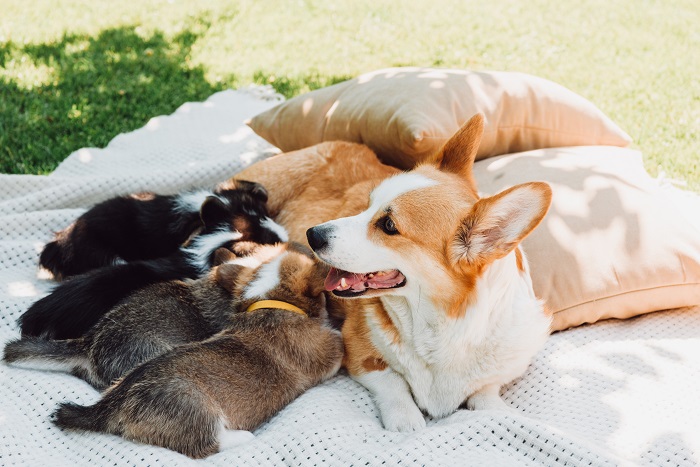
[380,216,399,235]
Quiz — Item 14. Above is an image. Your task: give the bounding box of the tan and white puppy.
[235,115,552,431]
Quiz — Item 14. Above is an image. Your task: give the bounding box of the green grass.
[1,0,698,190]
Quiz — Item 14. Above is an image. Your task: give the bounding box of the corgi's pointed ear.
[451,182,552,267]
[428,113,484,198]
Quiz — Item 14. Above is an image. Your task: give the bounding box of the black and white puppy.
[38,180,282,279]
[18,185,287,340]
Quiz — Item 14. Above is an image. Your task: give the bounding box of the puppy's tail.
[3,336,86,370]
[53,402,108,433]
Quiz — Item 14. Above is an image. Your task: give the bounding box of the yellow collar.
[246,300,307,317]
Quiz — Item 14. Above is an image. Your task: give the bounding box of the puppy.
[51,245,343,459]
[39,179,281,279]
[5,246,285,390]
[19,190,288,340]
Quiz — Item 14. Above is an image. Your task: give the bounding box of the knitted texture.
[1,88,699,466]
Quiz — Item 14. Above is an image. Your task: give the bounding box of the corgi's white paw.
[219,429,255,450]
[380,401,426,432]
[466,393,510,412]
[355,369,427,432]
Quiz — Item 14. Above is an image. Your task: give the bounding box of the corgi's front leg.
[354,368,426,432]
[342,306,425,431]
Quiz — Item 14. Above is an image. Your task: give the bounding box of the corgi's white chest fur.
[369,251,550,418]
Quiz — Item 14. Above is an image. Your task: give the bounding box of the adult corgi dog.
[235,114,552,431]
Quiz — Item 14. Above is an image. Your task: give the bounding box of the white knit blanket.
[1,88,699,466]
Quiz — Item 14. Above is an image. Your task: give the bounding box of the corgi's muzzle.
[306,225,406,298]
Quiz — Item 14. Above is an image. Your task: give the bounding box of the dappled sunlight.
[6,281,39,298]
[539,320,700,462]
[145,118,160,131]
[137,73,154,85]
[238,151,264,165]
[77,148,93,163]
[601,339,700,459]
[472,148,671,322]
[542,185,591,216]
[219,127,252,143]
[0,51,57,90]
[547,210,630,260]
[302,97,314,116]
[63,39,91,55]
[417,70,450,80]
[1,24,230,174]
[326,100,340,119]
[556,374,580,389]
[36,267,53,281]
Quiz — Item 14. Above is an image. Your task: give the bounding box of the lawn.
[1,0,698,190]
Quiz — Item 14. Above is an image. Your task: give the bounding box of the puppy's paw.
[466,393,511,412]
[379,401,426,432]
[218,430,255,450]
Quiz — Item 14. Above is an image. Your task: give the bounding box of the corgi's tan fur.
[234,114,552,430]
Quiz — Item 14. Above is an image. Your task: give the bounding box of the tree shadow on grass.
[0,24,355,175]
[0,26,231,174]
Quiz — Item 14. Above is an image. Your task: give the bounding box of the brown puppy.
[52,245,343,459]
[4,245,287,390]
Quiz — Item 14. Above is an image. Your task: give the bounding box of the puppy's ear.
[215,262,248,294]
[200,196,229,228]
[451,182,552,267]
[427,113,484,199]
[234,180,269,203]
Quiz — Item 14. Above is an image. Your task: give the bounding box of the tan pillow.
[248,67,632,169]
[473,146,700,331]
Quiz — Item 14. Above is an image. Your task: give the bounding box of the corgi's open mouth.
[324,267,406,297]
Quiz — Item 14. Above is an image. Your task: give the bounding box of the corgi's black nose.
[306,225,331,252]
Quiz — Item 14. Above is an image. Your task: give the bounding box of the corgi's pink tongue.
[324,268,349,291]
[324,267,405,292]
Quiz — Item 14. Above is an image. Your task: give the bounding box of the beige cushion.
[473,146,700,331]
[248,67,632,169]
